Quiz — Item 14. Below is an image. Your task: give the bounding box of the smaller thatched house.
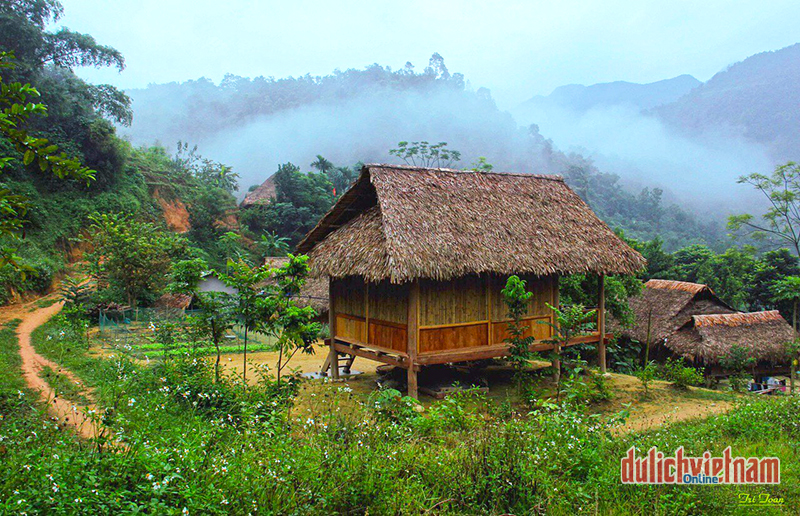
[668,311,795,371]
[241,173,277,208]
[620,279,735,346]
[263,257,329,321]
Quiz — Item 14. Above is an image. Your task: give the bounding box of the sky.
[57,0,800,108]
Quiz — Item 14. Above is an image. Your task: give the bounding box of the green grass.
[2,314,798,514]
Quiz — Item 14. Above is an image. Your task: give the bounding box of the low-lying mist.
[511,100,773,216]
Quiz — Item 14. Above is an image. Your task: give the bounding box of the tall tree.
[729,162,800,257]
[0,51,94,267]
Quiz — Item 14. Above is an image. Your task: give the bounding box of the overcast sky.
[58,0,800,107]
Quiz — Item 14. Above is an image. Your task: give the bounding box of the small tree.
[501,276,535,388]
[170,258,232,383]
[719,344,757,392]
[258,255,321,387]
[85,212,187,307]
[218,259,271,384]
[544,303,596,403]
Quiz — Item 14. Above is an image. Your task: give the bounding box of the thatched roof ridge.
[241,173,277,208]
[693,310,786,328]
[645,279,710,294]
[297,164,645,282]
[668,310,795,364]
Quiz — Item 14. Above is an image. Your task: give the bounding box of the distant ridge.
[518,75,700,114]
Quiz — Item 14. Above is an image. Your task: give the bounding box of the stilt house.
[297,164,646,397]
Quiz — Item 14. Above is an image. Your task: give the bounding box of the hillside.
[656,43,800,161]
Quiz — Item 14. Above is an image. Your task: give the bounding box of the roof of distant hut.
[618,279,735,343]
[297,164,645,283]
[668,310,795,364]
[262,257,329,314]
[154,293,193,310]
[241,173,277,208]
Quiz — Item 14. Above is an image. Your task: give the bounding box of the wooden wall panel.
[368,280,408,324]
[491,315,552,345]
[336,314,366,342]
[333,276,365,317]
[419,322,489,353]
[490,274,555,320]
[420,275,487,326]
[368,320,408,352]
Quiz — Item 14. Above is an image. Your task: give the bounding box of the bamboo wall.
[332,273,558,356]
[332,277,408,353]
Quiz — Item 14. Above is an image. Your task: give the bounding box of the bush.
[661,357,704,389]
[368,388,421,424]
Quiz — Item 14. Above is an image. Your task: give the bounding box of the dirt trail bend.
[14,300,99,439]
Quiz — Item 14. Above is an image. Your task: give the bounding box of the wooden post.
[598,273,607,373]
[486,273,492,346]
[328,278,339,379]
[552,276,561,382]
[365,281,370,344]
[407,280,420,399]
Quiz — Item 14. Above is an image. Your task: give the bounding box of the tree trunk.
[212,320,220,384]
[277,343,283,387]
[243,326,248,385]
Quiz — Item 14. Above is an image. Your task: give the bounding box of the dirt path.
[13,299,99,439]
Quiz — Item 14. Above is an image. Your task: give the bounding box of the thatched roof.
[618,279,735,343]
[668,310,795,365]
[297,164,645,283]
[241,173,277,208]
[262,257,328,314]
[154,293,193,310]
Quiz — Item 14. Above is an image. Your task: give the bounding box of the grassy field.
[1,314,799,514]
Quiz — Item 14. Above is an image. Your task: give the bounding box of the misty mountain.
[124,56,558,190]
[655,43,800,162]
[517,75,700,115]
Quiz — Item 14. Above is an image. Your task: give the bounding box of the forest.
[2,1,800,514]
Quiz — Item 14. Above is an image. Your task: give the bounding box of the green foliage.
[544,303,596,403]
[729,162,800,256]
[85,212,189,307]
[559,270,642,327]
[468,156,493,172]
[242,162,334,246]
[719,344,757,392]
[634,361,658,397]
[661,357,704,390]
[368,388,421,424]
[500,275,535,376]
[389,140,461,168]
[0,51,96,268]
